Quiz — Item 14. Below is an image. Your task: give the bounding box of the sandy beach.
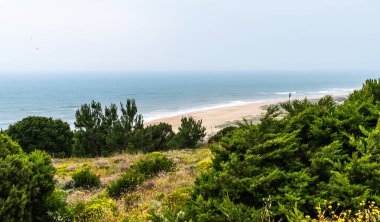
[146,94,349,136]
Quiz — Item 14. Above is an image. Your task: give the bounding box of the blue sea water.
[0,71,378,129]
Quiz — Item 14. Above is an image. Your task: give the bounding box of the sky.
[0,0,380,73]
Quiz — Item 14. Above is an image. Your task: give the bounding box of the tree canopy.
[6,116,73,157]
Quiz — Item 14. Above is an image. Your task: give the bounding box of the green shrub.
[45,189,73,221]
[170,116,206,149]
[0,133,23,158]
[6,116,73,157]
[207,126,237,144]
[146,123,175,152]
[72,168,101,189]
[0,134,57,221]
[127,123,175,153]
[73,196,118,222]
[186,79,380,221]
[131,152,176,179]
[106,171,145,198]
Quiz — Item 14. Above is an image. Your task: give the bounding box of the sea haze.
[0,71,378,129]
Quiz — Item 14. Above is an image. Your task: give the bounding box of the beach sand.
[146,94,349,136]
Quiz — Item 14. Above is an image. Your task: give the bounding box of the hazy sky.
[1,0,380,73]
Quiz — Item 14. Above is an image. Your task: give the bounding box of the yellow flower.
[328,205,333,209]
[305,215,310,219]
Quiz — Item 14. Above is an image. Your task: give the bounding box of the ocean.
[0,71,378,129]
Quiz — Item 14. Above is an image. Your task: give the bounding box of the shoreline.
[145,93,349,136]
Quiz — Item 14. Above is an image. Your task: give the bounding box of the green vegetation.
[3,100,206,159]
[107,171,145,199]
[4,79,380,221]
[184,79,380,221]
[124,122,175,153]
[207,125,237,144]
[170,116,206,148]
[72,196,118,221]
[0,134,60,221]
[74,100,205,156]
[130,152,176,179]
[74,99,144,156]
[107,152,175,198]
[72,168,101,189]
[6,116,73,157]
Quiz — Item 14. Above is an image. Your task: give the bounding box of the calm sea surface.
[0,71,378,129]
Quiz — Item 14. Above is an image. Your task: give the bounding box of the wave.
[144,100,262,122]
[304,88,357,95]
[273,88,357,97]
[275,91,298,95]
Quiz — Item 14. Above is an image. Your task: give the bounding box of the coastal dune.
[147,99,281,135]
[146,94,349,136]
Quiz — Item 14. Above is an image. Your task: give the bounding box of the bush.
[0,134,57,221]
[45,189,73,221]
[106,171,145,198]
[170,116,206,149]
[6,116,73,157]
[147,123,175,151]
[131,152,176,179]
[186,79,380,221]
[72,168,101,189]
[126,123,175,153]
[73,196,118,221]
[207,126,237,144]
[0,133,23,158]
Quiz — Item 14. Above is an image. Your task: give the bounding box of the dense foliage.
[74,99,144,156]
[0,134,58,221]
[74,99,205,156]
[208,125,237,144]
[72,168,101,189]
[126,122,175,153]
[170,116,206,148]
[6,116,73,157]
[186,79,380,221]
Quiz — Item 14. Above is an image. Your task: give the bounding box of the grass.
[52,147,212,221]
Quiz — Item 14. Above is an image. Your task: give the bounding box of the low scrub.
[131,152,176,179]
[107,171,145,198]
[72,168,101,189]
[72,196,118,221]
[107,152,175,198]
